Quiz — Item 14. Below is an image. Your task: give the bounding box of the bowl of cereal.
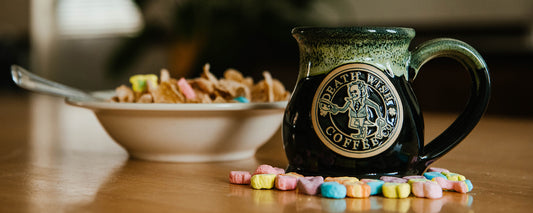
[13,64,289,162]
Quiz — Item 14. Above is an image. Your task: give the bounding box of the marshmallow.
[410,180,443,199]
[433,177,472,193]
[325,176,359,184]
[229,171,251,185]
[275,174,298,191]
[251,174,276,189]
[321,182,347,199]
[361,179,385,195]
[382,183,410,198]
[253,164,285,175]
[297,176,324,195]
[344,181,371,198]
[380,176,408,183]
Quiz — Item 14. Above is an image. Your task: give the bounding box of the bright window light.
[56,0,143,38]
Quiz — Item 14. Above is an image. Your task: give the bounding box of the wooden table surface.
[1,93,532,213]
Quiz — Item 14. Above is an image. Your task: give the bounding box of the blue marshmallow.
[362,179,385,195]
[423,171,447,180]
[320,182,347,199]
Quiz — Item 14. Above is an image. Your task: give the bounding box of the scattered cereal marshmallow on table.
[433,177,472,193]
[423,172,447,180]
[251,174,277,190]
[321,182,347,199]
[325,176,359,184]
[275,174,298,191]
[411,180,443,199]
[442,172,466,181]
[382,182,411,198]
[344,181,371,198]
[428,167,450,173]
[360,179,385,195]
[297,176,324,195]
[284,172,304,178]
[229,171,251,185]
[253,164,285,175]
[380,176,408,183]
[402,175,427,180]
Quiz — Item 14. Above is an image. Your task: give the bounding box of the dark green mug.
[283,26,491,178]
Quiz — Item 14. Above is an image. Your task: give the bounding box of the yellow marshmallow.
[129,74,158,92]
[382,182,410,198]
[251,174,276,190]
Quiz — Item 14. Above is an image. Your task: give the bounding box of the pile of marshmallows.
[229,165,473,199]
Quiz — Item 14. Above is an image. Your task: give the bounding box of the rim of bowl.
[65,90,287,111]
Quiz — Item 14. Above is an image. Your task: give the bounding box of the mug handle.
[409,38,491,167]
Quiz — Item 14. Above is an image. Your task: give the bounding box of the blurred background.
[1,0,532,117]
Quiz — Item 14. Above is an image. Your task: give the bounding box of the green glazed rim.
[292,26,416,40]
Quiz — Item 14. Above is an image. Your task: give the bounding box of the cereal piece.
[271,79,290,101]
[250,174,277,190]
[423,172,447,180]
[253,164,285,175]
[380,176,408,183]
[297,176,324,195]
[433,177,472,193]
[216,79,251,100]
[382,183,410,198]
[191,77,215,95]
[402,175,426,180]
[275,174,298,191]
[344,181,371,198]
[201,63,218,84]
[428,167,450,173]
[151,81,184,103]
[229,171,252,185]
[129,74,158,93]
[114,85,135,102]
[442,172,466,181]
[411,180,443,199]
[263,71,274,102]
[321,182,347,199]
[160,69,171,82]
[223,68,245,82]
[177,77,196,100]
[360,179,385,195]
[325,176,359,184]
[136,93,153,103]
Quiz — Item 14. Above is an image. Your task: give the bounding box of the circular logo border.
[311,63,404,158]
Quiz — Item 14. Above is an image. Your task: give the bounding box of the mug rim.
[292,26,415,39]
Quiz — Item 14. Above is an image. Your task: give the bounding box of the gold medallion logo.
[311,63,403,158]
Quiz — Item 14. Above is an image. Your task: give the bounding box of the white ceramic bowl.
[66,91,287,162]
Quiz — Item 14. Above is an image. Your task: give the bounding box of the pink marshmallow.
[412,181,443,199]
[275,174,298,191]
[229,171,251,184]
[428,167,450,173]
[253,164,285,175]
[177,77,196,100]
[433,177,469,193]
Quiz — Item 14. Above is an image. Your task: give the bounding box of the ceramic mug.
[282,27,491,178]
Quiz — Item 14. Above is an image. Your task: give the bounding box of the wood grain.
[1,94,532,212]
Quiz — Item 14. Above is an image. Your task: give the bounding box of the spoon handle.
[10,65,102,101]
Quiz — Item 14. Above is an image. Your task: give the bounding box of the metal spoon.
[10,65,104,101]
